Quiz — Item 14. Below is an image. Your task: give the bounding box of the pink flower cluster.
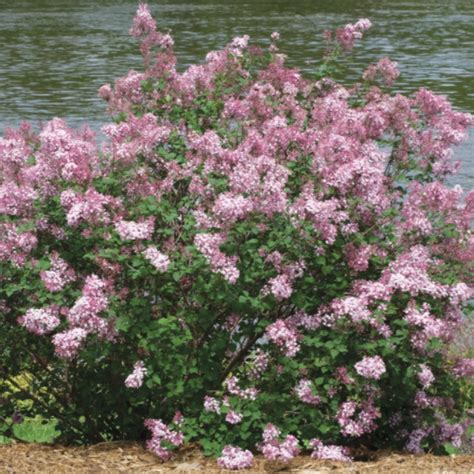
[337,400,380,437]
[212,192,253,224]
[248,349,270,379]
[129,3,156,38]
[143,246,170,272]
[404,302,448,350]
[115,217,155,241]
[144,418,184,461]
[194,232,239,283]
[261,253,305,301]
[294,379,321,405]
[417,364,435,389]
[224,376,258,400]
[405,428,430,454]
[102,113,171,165]
[452,358,474,378]
[310,439,352,462]
[52,328,88,359]
[344,244,375,272]
[60,188,120,227]
[262,274,293,301]
[67,275,111,338]
[203,395,221,414]
[354,356,386,380]
[217,445,254,470]
[0,222,37,267]
[405,417,465,454]
[46,275,115,359]
[265,320,300,357]
[33,118,99,186]
[125,360,147,388]
[258,424,300,462]
[17,307,60,335]
[334,18,372,51]
[0,182,36,216]
[225,410,243,425]
[40,252,76,292]
[363,57,400,86]
[335,367,354,385]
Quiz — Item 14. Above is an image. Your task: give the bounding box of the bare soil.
[0,442,473,473]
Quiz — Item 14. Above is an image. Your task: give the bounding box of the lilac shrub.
[1,3,473,464]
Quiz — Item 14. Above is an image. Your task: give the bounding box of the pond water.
[0,0,472,187]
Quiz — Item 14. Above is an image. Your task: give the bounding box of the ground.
[0,442,473,473]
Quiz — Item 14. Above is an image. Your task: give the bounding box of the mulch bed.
[0,442,473,473]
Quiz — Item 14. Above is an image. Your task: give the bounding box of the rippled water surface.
[0,0,472,186]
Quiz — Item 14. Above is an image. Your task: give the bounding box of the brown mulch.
[0,442,473,473]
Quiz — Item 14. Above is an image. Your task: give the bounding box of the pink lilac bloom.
[449,282,473,305]
[60,188,120,227]
[212,192,253,224]
[260,433,300,462]
[345,244,374,272]
[98,84,112,101]
[203,395,221,414]
[265,319,300,357]
[414,390,449,409]
[40,252,76,292]
[434,417,464,449]
[33,118,99,187]
[103,113,172,164]
[262,423,281,443]
[363,57,400,86]
[217,445,254,470]
[337,400,380,437]
[18,307,60,335]
[0,222,38,267]
[129,3,156,38]
[67,275,111,338]
[228,35,250,57]
[406,428,432,454]
[194,232,239,283]
[335,18,372,51]
[335,367,355,385]
[0,182,36,216]
[143,246,170,271]
[225,410,243,424]
[115,218,155,241]
[248,349,270,379]
[381,246,448,298]
[102,70,146,113]
[52,328,88,359]
[354,356,386,380]
[125,360,147,388]
[403,301,449,350]
[418,364,435,388]
[452,358,474,378]
[310,439,352,462]
[295,379,321,405]
[144,418,184,461]
[263,274,293,301]
[231,35,250,50]
[224,376,258,400]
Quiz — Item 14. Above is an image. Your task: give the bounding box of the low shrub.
[1,3,473,466]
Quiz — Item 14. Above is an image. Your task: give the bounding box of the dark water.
[0,0,472,187]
